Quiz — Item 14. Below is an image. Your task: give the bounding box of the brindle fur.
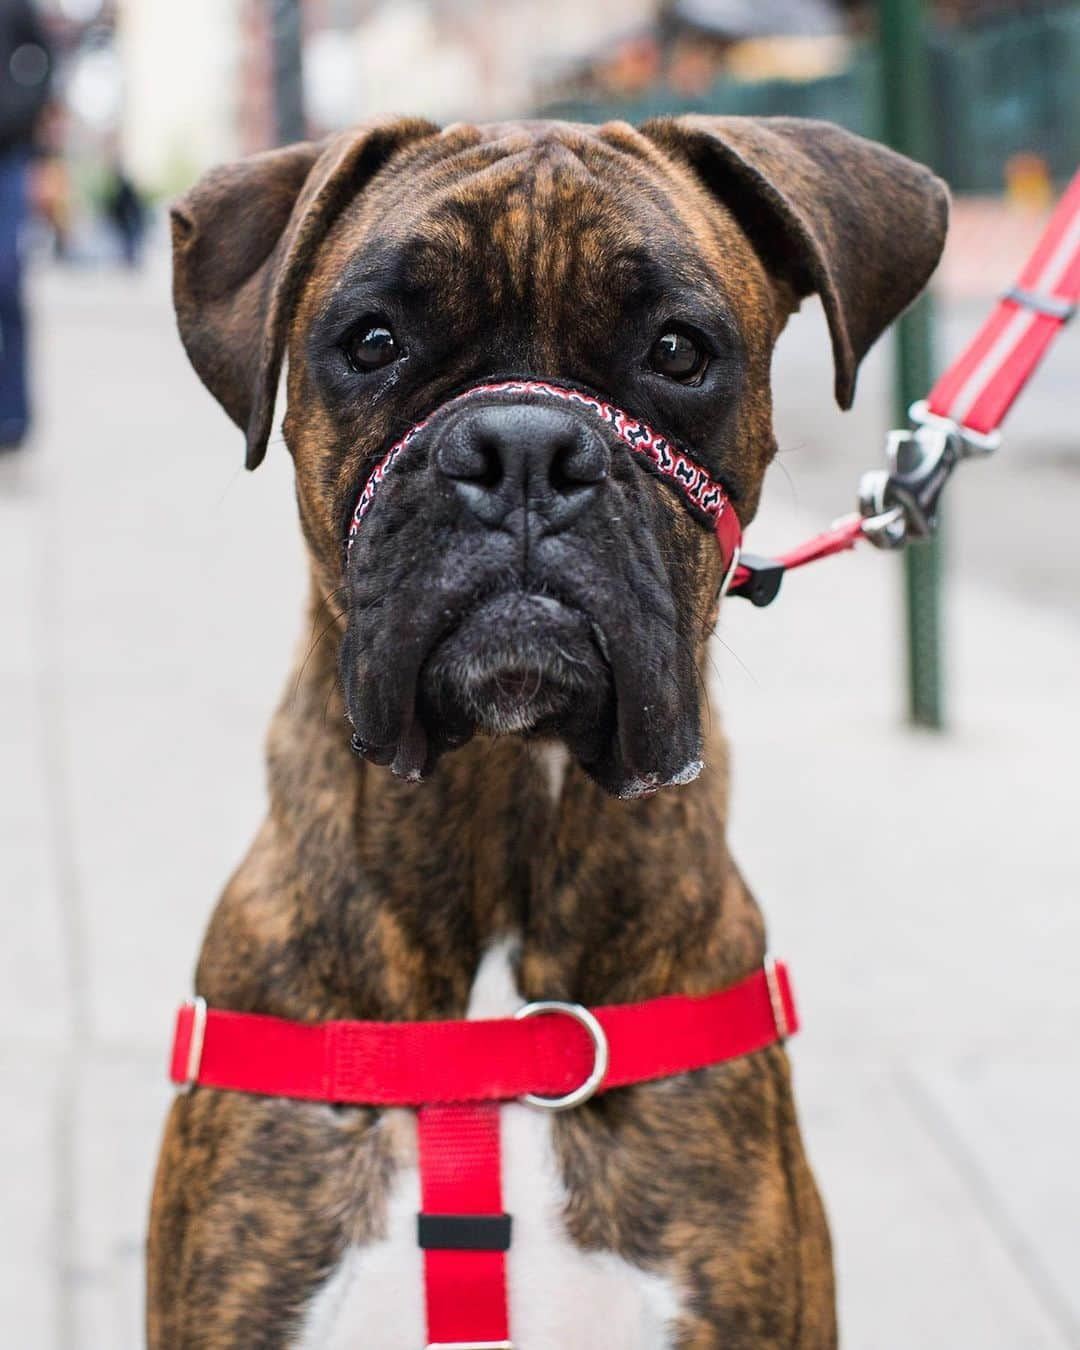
[149,117,947,1347]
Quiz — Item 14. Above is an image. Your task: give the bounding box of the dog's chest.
[292,941,679,1349]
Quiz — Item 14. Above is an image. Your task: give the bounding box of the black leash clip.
[726,553,786,607]
[858,402,1001,550]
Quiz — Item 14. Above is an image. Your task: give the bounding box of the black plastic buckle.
[728,554,785,607]
[417,1213,513,1252]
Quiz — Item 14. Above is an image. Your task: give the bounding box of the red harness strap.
[169,964,795,1103]
[170,961,796,1349]
[419,1103,511,1348]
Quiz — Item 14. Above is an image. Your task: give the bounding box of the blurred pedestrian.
[0,0,52,451]
[103,159,145,268]
[29,100,72,261]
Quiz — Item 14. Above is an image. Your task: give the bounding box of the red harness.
[171,959,796,1348]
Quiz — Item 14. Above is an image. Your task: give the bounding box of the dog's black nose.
[436,404,608,532]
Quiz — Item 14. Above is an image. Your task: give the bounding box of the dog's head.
[171,117,947,797]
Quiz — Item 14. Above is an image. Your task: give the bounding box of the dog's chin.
[417,592,611,746]
[346,590,705,799]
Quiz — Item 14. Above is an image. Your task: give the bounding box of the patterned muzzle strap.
[344,378,743,574]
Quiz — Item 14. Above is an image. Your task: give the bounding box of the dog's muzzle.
[344,378,743,577]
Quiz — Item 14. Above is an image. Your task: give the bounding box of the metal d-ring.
[908,400,1002,455]
[514,1001,609,1111]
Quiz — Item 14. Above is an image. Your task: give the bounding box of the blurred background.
[0,0,1077,1346]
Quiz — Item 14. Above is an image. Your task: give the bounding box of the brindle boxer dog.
[148,116,947,1348]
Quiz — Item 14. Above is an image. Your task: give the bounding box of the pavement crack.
[34,475,92,1350]
[895,1064,1080,1350]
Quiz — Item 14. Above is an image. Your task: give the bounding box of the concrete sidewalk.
[1,257,1077,1348]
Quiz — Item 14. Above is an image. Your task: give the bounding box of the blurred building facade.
[115,0,654,193]
[539,0,1080,193]
[118,0,243,190]
[45,0,1078,197]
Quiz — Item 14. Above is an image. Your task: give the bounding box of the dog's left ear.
[171,116,439,468]
[639,115,949,408]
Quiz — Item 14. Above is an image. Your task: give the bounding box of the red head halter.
[344,378,743,574]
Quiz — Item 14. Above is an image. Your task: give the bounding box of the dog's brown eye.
[649,330,707,383]
[345,323,400,372]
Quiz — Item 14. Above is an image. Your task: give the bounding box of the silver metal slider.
[426,1342,514,1349]
[719,543,742,598]
[763,956,790,1041]
[178,996,208,1093]
[1003,286,1076,322]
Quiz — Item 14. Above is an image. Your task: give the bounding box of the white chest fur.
[292,940,680,1348]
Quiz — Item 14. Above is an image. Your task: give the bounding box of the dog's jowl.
[149,117,947,1348]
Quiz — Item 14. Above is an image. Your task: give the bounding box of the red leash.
[171,961,795,1348]
[925,171,1080,435]
[733,169,1080,603]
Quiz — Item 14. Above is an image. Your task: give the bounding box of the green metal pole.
[877,0,944,729]
[268,0,306,146]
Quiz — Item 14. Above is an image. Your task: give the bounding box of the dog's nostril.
[473,435,504,489]
[436,433,503,489]
[550,435,608,492]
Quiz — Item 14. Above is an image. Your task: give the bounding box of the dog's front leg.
[148,1092,388,1349]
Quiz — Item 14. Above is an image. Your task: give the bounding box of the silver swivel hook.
[857,402,1001,550]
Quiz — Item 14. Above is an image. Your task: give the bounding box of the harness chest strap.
[419,1102,512,1349]
[170,960,797,1350]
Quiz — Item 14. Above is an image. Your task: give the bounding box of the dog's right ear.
[171,117,438,469]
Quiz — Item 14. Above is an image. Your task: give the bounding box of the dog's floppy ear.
[171,117,439,469]
[640,115,949,408]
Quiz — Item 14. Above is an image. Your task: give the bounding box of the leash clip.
[857,402,1001,550]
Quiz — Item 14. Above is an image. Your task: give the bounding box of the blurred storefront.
[117,0,243,191]
[538,0,1080,193]
[113,0,657,193]
[32,0,1080,199]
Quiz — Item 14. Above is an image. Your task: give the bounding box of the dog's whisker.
[709,632,758,688]
[320,667,343,725]
[292,605,349,703]
[769,451,800,506]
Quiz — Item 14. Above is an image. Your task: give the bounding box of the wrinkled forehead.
[303,129,770,333]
